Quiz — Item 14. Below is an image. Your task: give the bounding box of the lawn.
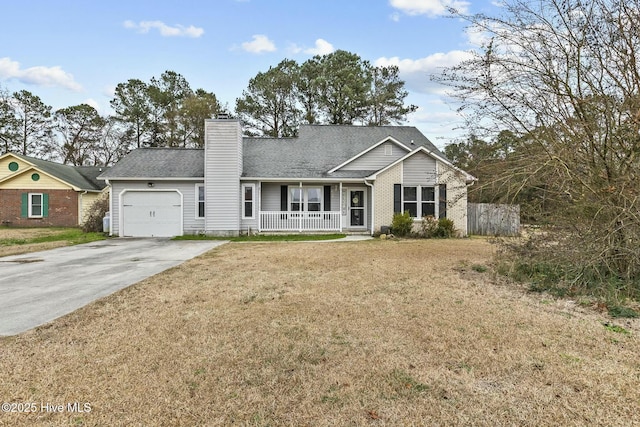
[0,227,105,257]
[1,238,638,426]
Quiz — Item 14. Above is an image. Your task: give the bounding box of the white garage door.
[122,191,182,237]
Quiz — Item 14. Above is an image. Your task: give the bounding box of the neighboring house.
[0,152,109,227]
[99,119,476,237]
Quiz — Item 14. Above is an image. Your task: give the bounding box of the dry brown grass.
[1,239,639,426]
[0,228,71,257]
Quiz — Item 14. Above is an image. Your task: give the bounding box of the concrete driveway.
[0,238,226,336]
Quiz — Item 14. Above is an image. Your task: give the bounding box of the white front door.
[122,191,182,237]
[342,187,367,229]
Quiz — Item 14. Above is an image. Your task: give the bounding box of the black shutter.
[280,185,288,211]
[324,185,331,211]
[394,184,401,214]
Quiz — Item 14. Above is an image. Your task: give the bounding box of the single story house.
[99,119,476,237]
[0,152,109,227]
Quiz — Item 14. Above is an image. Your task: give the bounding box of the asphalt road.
[0,238,226,336]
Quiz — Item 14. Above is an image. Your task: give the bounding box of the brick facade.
[0,189,79,227]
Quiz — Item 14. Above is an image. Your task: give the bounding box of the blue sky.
[0,0,499,149]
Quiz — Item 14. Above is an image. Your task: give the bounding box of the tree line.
[0,50,416,165]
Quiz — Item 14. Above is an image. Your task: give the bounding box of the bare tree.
[438,0,640,297]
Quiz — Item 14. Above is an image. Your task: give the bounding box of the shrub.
[420,216,456,238]
[82,197,109,233]
[391,211,413,237]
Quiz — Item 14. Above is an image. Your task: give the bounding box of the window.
[402,186,436,218]
[242,184,255,218]
[403,187,417,217]
[421,187,435,217]
[196,184,205,218]
[307,188,321,211]
[289,187,323,212]
[29,193,43,218]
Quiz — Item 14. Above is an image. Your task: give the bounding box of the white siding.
[403,151,437,186]
[204,119,242,236]
[260,182,285,211]
[341,142,405,171]
[109,180,204,236]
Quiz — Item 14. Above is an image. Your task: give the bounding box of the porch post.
[299,182,303,232]
[258,181,262,232]
[339,182,343,232]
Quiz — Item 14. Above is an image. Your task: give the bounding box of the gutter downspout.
[105,179,113,236]
[364,179,374,236]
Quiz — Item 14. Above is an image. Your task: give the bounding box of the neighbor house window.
[289,187,323,212]
[196,184,205,218]
[29,193,43,218]
[242,184,255,219]
[403,186,436,218]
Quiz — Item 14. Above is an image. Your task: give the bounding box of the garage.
[121,191,182,237]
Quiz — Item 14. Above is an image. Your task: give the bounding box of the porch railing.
[259,211,341,232]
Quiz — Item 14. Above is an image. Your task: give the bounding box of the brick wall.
[0,189,79,227]
[373,162,402,232]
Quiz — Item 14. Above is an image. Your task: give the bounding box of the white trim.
[195,183,205,219]
[241,177,368,183]
[327,136,411,173]
[118,189,184,237]
[241,183,256,219]
[100,177,202,182]
[367,146,477,183]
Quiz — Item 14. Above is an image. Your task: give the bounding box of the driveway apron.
[0,238,225,336]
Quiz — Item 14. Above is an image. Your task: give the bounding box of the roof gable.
[368,146,477,183]
[327,136,410,173]
[0,152,108,191]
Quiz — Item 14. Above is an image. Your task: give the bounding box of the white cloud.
[123,20,204,38]
[241,34,276,53]
[303,39,334,55]
[390,12,401,22]
[389,0,470,17]
[375,50,473,94]
[0,57,82,91]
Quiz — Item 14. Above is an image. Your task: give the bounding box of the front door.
[342,188,367,229]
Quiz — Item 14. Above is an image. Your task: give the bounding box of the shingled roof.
[10,153,108,191]
[243,125,445,178]
[99,148,204,179]
[100,125,446,180]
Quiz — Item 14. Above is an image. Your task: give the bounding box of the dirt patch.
[0,238,638,426]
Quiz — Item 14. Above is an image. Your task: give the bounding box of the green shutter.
[42,194,49,217]
[21,193,28,217]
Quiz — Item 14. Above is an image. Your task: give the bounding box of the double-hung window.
[403,186,437,218]
[196,184,205,218]
[289,187,322,212]
[29,193,44,218]
[242,184,255,219]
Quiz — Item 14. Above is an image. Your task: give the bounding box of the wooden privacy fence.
[467,203,520,236]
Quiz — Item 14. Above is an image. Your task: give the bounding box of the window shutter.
[438,184,447,219]
[280,185,288,211]
[393,184,401,214]
[323,185,331,211]
[21,193,28,217]
[43,193,49,217]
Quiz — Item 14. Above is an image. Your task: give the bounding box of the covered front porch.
[249,181,372,233]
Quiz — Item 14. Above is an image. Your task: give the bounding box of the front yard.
[0,227,105,257]
[1,239,638,426]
